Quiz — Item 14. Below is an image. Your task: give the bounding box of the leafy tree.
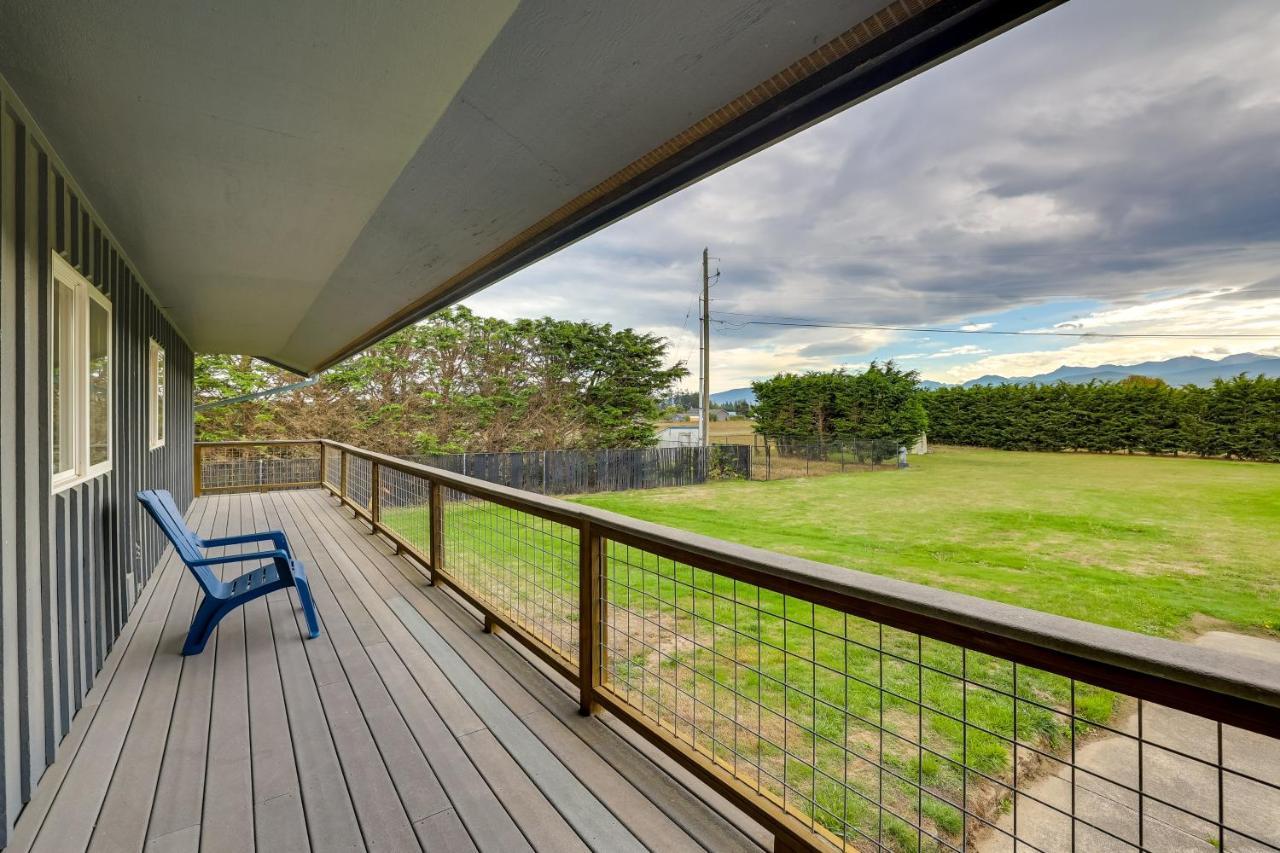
[195,307,686,454]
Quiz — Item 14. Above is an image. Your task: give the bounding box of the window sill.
[52,465,112,494]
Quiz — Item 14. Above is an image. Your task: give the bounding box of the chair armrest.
[201,530,292,556]
[191,549,289,567]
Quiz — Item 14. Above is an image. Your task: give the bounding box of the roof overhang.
[1,0,1063,375]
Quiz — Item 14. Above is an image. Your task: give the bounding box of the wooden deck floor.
[8,490,767,852]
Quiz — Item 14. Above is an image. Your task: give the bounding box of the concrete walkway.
[978,632,1280,853]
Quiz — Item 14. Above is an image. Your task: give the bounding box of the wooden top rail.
[195,439,323,448]
[201,439,1280,739]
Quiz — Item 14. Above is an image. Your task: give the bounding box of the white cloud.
[925,285,1280,383]
[929,345,992,359]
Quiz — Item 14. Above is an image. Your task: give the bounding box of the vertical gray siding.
[0,79,194,846]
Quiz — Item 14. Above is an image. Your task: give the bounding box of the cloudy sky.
[463,0,1280,391]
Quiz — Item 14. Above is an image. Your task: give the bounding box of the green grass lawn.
[384,448,1280,848]
[577,446,1280,639]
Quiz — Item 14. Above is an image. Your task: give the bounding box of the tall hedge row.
[922,375,1280,461]
[753,363,928,445]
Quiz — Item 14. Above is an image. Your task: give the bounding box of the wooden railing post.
[578,520,605,716]
[370,461,381,525]
[339,449,349,504]
[193,444,203,497]
[428,480,443,585]
[319,441,330,492]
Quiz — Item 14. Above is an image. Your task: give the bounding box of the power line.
[711,311,1280,340]
[717,288,1280,308]
[711,246,1274,264]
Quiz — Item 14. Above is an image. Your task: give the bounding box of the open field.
[655,418,757,444]
[578,446,1280,639]
[381,447,1280,848]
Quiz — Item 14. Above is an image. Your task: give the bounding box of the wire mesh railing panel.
[379,465,432,554]
[441,488,581,665]
[197,443,321,494]
[598,539,1280,853]
[346,455,372,512]
[322,444,340,490]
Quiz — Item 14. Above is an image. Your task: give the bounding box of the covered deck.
[7,490,762,852]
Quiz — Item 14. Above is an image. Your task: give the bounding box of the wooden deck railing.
[194,440,1280,853]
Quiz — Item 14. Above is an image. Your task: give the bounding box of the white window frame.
[51,254,113,491]
[149,338,166,449]
[51,270,80,489]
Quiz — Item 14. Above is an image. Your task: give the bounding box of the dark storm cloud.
[1214,275,1280,302]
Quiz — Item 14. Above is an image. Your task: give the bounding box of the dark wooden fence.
[407,445,751,496]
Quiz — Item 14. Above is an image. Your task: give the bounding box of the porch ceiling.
[0,0,1058,374]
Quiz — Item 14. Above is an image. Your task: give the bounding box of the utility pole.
[699,247,711,448]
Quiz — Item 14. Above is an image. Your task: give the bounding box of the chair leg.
[183,596,228,656]
[294,575,321,639]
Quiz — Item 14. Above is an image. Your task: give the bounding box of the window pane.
[152,342,166,446]
[88,296,110,467]
[52,279,75,475]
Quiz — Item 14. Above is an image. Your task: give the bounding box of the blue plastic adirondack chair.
[137,489,320,655]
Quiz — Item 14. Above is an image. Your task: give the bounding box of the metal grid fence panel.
[441,488,581,666]
[597,538,1280,853]
[198,444,321,494]
[379,465,431,554]
[346,454,372,512]
[322,444,340,490]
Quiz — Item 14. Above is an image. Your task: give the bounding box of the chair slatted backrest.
[158,488,203,552]
[137,490,222,596]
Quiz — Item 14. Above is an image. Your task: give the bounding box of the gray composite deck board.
[299,491,757,853]
[201,495,255,853]
[241,493,309,853]
[261,494,447,839]
[88,546,197,851]
[10,490,766,852]
[144,495,223,846]
[294,489,764,853]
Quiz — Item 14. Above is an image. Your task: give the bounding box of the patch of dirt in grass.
[1180,612,1235,640]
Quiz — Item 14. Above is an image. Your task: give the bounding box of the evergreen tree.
[751,363,927,446]
[920,376,1279,461]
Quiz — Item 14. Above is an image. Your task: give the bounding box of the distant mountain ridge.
[949,352,1280,389]
[710,387,756,406]
[717,354,1278,398]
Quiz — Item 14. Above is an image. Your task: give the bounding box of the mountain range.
[709,387,757,406]
[711,353,1280,398]
[948,352,1280,389]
